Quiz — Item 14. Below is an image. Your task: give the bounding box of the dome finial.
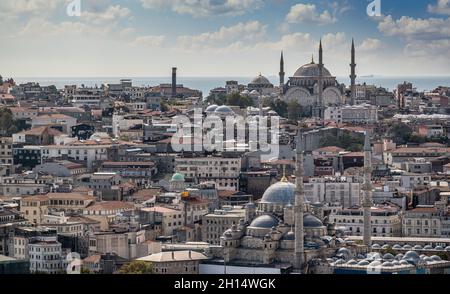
[311,54,315,64]
[281,165,288,182]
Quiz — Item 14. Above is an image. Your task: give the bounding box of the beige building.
[324,104,378,124]
[136,250,207,274]
[20,195,50,225]
[0,137,12,165]
[1,175,51,197]
[141,206,183,236]
[304,176,361,208]
[88,229,147,260]
[402,206,442,237]
[202,207,245,245]
[47,192,95,213]
[83,201,135,230]
[41,212,85,237]
[175,156,241,191]
[329,205,402,237]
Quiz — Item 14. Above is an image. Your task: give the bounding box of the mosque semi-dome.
[248,214,279,229]
[293,61,332,78]
[303,213,324,228]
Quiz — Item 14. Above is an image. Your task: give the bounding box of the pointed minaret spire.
[294,131,305,270]
[350,38,357,106]
[317,39,324,120]
[319,39,323,66]
[279,50,285,96]
[362,131,373,248]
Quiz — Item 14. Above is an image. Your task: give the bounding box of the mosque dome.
[250,74,272,86]
[214,105,235,115]
[206,104,218,112]
[248,214,279,229]
[293,61,332,78]
[171,173,185,182]
[303,214,324,228]
[283,231,295,241]
[260,181,296,205]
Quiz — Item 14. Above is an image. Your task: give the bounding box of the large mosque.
[243,39,357,118]
[212,131,372,272]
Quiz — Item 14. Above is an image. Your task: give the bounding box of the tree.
[206,94,226,106]
[320,133,364,152]
[287,100,302,121]
[388,123,412,145]
[0,75,3,85]
[117,261,155,274]
[0,108,29,136]
[226,93,253,108]
[270,99,288,118]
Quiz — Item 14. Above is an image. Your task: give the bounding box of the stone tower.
[350,39,357,106]
[294,131,305,269]
[172,67,177,98]
[362,132,373,247]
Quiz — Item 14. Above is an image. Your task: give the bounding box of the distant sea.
[14,76,450,96]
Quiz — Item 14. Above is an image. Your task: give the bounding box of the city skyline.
[1,0,450,77]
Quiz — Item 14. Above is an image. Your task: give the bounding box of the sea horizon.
[12,75,450,95]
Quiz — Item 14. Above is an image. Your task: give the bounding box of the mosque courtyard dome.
[214,105,235,115]
[205,104,218,112]
[171,173,185,182]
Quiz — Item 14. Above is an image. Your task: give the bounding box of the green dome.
[171,173,185,182]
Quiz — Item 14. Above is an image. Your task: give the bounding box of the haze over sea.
[14,76,450,96]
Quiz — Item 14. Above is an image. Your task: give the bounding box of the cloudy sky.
[1,0,450,77]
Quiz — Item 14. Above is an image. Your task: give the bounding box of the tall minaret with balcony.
[279,51,285,97]
[362,132,373,247]
[294,132,305,270]
[350,39,357,105]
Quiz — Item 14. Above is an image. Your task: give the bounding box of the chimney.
[172,67,177,98]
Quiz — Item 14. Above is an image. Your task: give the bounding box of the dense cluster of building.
[0,41,450,275]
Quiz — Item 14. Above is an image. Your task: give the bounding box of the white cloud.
[130,35,167,47]
[428,0,450,15]
[140,0,264,17]
[357,38,383,51]
[80,5,131,25]
[377,14,450,59]
[16,5,132,38]
[177,21,267,51]
[378,15,450,40]
[285,3,336,25]
[0,0,63,16]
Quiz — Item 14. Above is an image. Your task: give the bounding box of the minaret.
[294,132,305,270]
[350,39,357,106]
[318,40,324,119]
[279,51,285,96]
[362,132,373,248]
